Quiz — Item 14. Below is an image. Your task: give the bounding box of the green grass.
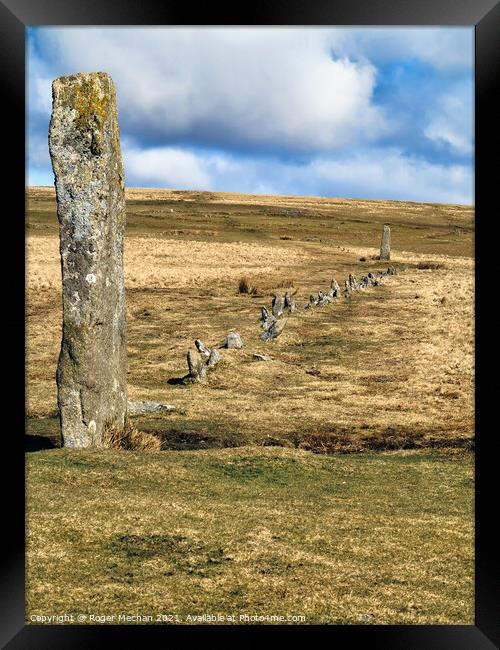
[26,446,474,625]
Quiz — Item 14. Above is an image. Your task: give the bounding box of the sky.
[27,27,474,204]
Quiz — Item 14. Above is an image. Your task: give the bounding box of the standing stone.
[380,225,391,261]
[207,348,221,367]
[49,72,127,448]
[195,339,211,358]
[328,278,340,298]
[284,292,296,312]
[187,349,206,381]
[317,290,331,305]
[261,318,287,341]
[348,274,359,291]
[224,331,243,349]
[309,293,319,306]
[261,312,277,332]
[260,306,276,331]
[272,294,285,317]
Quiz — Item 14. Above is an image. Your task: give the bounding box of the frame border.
[4,0,499,646]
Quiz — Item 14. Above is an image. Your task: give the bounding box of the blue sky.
[27,27,474,204]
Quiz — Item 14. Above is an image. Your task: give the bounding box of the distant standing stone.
[309,293,319,306]
[225,331,243,349]
[380,225,391,261]
[49,72,127,448]
[260,306,276,331]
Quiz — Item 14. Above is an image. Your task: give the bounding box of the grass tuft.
[238,277,250,294]
[416,261,446,270]
[101,419,162,451]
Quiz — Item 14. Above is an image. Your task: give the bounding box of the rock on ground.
[224,331,243,349]
[207,348,222,367]
[127,401,176,414]
[187,349,207,381]
[261,318,287,341]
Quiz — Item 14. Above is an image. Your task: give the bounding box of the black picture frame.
[3,0,499,646]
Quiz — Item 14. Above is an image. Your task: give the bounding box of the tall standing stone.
[380,224,391,261]
[49,72,127,447]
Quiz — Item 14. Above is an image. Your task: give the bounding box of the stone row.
[260,265,401,341]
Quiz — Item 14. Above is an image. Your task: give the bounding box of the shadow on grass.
[25,416,61,452]
[25,434,57,452]
[166,374,192,386]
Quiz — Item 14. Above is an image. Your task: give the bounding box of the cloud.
[424,82,474,155]
[121,145,473,205]
[27,27,474,204]
[329,27,474,71]
[124,145,211,189]
[31,28,388,154]
[306,150,473,204]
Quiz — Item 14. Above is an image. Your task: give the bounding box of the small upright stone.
[224,331,243,349]
[260,306,276,330]
[272,294,285,317]
[284,292,296,312]
[317,291,331,305]
[348,274,359,291]
[187,349,206,381]
[49,72,127,448]
[261,318,287,341]
[261,314,276,332]
[380,225,391,261]
[195,339,211,358]
[328,278,341,298]
[309,293,319,306]
[207,348,221,367]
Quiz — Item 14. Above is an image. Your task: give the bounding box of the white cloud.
[424,82,474,155]
[122,145,473,204]
[124,146,212,189]
[32,28,388,153]
[27,27,474,203]
[307,150,473,204]
[329,27,474,71]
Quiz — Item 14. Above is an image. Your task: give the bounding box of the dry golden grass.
[27,236,309,291]
[101,419,162,452]
[26,187,474,451]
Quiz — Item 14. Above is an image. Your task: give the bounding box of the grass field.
[26,186,474,624]
[27,447,473,625]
